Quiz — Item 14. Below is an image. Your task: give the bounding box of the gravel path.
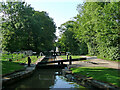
[57,56,120,69]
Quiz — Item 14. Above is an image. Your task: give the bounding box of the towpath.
[56,56,119,69]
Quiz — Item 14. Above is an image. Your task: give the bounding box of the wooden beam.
[38,58,86,64]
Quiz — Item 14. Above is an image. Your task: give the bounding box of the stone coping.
[2,56,45,87]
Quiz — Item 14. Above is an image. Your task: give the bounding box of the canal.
[4,57,86,89]
[5,68,86,89]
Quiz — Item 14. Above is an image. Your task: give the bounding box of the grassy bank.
[60,55,89,61]
[2,56,42,75]
[1,53,26,61]
[71,67,120,87]
[14,56,41,64]
[2,61,25,75]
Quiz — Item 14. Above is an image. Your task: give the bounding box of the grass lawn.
[1,54,42,64]
[14,56,41,64]
[2,56,42,75]
[2,61,25,75]
[60,55,82,60]
[60,55,89,61]
[1,53,26,61]
[71,67,120,87]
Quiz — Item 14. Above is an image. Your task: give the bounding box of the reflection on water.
[5,69,84,89]
[50,76,80,88]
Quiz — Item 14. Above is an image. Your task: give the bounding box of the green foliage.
[71,67,120,87]
[59,2,119,60]
[1,1,56,53]
[57,21,88,55]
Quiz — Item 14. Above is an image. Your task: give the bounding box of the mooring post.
[69,56,72,65]
[67,54,68,60]
[58,62,60,65]
[61,61,63,65]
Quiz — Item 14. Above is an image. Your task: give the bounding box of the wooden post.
[67,55,68,60]
[69,56,72,65]
[58,62,60,65]
[61,61,63,65]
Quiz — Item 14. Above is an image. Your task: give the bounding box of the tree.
[32,11,56,52]
[58,2,119,60]
[75,2,119,60]
[1,1,56,53]
[1,1,34,52]
[57,20,88,55]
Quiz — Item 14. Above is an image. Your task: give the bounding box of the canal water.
[5,68,85,89]
[4,57,87,89]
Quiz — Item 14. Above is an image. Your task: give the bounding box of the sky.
[0,0,84,37]
[24,0,84,37]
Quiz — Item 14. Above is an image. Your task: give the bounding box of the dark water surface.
[5,68,85,89]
